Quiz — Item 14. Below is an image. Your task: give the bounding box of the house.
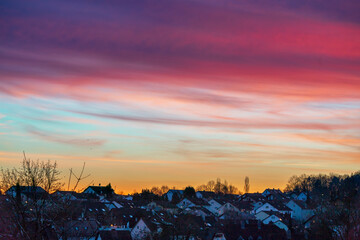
[83,185,114,197]
[100,198,123,210]
[253,201,292,215]
[146,200,178,214]
[255,211,271,221]
[253,202,279,214]
[183,206,213,220]
[204,199,223,215]
[218,202,240,217]
[177,198,196,209]
[262,189,287,200]
[131,218,159,240]
[262,212,284,224]
[255,210,290,232]
[5,186,47,197]
[196,191,217,200]
[262,189,283,197]
[286,199,314,221]
[5,186,49,204]
[296,192,308,201]
[124,195,133,201]
[287,192,298,199]
[177,197,209,209]
[164,189,183,202]
[252,201,264,211]
[239,193,266,203]
[106,208,148,229]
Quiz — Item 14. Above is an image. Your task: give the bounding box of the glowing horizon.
[0,0,359,194]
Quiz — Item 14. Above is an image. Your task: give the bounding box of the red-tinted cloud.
[0,0,359,103]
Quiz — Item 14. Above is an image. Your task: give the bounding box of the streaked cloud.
[0,0,359,193]
[26,126,106,147]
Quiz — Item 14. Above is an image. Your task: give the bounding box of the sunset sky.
[0,0,359,193]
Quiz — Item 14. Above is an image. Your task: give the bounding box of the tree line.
[284,172,360,240]
[135,176,250,200]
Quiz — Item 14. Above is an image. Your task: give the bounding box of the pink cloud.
[26,126,106,147]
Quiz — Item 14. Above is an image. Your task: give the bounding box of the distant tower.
[244,176,250,193]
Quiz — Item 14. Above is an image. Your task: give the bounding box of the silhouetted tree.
[244,176,250,193]
[133,189,161,201]
[104,183,114,198]
[160,185,169,195]
[196,178,239,194]
[285,171,360,239]
[0,153,63,240]
[183,186,196,198]
[151,186,161,195]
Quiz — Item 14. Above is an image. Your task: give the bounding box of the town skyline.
[1,155,358,239]
[0,152,358,195]
[1,0,359,195]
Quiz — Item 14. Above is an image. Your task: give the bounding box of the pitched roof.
[240,193,266,202]
[186,197,210,206]
[53,190,76,194]
[164,189,184,196]
[6,186,46,193]
[169,189,183,192]
[84,186,114,195]
[289,199,310,209]
[263,189,287,200]
[262,211,288,221]
[196,191,217,199]
[267,201,292,211]
[263,188,284,195]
